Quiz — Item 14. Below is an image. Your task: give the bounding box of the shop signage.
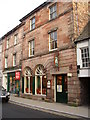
[15,72,20,80]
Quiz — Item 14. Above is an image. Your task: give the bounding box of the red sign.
[15,72,20,80]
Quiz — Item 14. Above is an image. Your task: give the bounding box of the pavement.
[9,94,90,119]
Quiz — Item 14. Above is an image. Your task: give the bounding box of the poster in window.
[57,85,62,92]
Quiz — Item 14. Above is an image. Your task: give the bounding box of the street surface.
[2,102,88,119]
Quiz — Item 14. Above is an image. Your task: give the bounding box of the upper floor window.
[30,17,35,30]
[50,4,57,20]
[5,57,8,68]
[6,39,9,49]
[81,47,89,68]
[13,53,16,66]
[29,40,34,57]
[14,34,18,45]
[49,31,57,51]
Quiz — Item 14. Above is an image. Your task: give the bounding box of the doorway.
[56,75,68,103]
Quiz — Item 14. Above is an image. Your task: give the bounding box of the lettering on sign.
[15,72,20,80]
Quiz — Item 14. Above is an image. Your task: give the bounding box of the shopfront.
[7,72,20,94]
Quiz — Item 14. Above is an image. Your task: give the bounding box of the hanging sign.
[15,72,20,80]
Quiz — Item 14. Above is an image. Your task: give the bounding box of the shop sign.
[15,72,20,80]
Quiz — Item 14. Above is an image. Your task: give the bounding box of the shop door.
[56,75,68,103]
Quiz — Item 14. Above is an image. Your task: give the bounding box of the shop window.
[35,65,47,95]
[24,67,33,94]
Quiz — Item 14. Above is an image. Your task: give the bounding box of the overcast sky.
[0,0,46,38]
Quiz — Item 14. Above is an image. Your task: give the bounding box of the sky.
[0,0,46,38]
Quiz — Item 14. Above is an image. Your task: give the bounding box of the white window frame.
[49,4,57,20]
[29,40,34,57]
[81,47,89,68]
[49,31,57,51]
[5,57,8,68]
[13,54,16,66]
[6,39,9,49]
[30,17,35,30]
[14,34,18,45]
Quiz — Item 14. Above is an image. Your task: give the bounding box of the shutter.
[32,76,35,94]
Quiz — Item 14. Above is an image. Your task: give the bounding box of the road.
[2,102,87,119]
[2,102,65,119]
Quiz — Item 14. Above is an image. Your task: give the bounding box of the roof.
[19,1,50,22]
[75,21,90,43]
[0,22,25,40]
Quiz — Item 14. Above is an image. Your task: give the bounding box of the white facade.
[76,39,90,77]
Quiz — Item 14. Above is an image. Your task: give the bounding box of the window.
[81,47,89,68]
[6,39,9,49]
[13,54,16,66]
[35,65,47,95]
[29,40,34,57]
[30,17,35,30]
[49,31,57,51]
[14,34,18,45]
[50,4,57,20]
[5,57,8,68]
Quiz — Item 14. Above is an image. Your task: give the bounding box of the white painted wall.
[76,40,90,77]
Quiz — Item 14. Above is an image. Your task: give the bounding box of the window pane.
[54,4,56,11]
[50,41,54,50]
[50,7,53,14]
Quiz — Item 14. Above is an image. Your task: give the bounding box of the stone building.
[1,1,90,106]
[20,1,89,105]
[1,23,24,93]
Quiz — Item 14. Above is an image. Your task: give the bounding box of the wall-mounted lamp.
[67,73,72,77]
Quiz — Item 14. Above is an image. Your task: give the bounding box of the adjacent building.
[2,23,24,92]
[75,21,90,105]
[0,1,90,106]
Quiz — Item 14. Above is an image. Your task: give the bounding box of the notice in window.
[57,85,62,92]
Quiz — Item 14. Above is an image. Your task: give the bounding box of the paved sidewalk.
[9,94,89,119]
